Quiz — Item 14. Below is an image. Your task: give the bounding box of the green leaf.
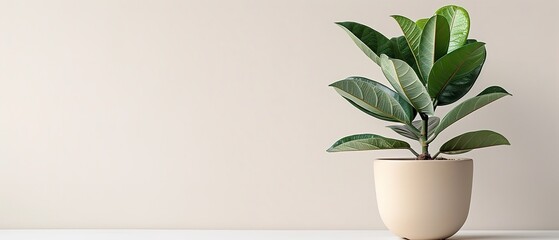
[327,134,411,152]
[416,18,429,29]
[388,36,419,73]
[418,15,450,82]
[335,22,392,65]
[477,85,511,95]
[380,55,434,115]
[342,97,397,122]
[443,149,471,155]
[465,39,478,45]
[330,77,414,124]
[436,5,470,52]
[435,86,511,135]
[387,117,440,140]
[387,125,419,140]
[428,42,486,105]
[392,15,425,81]
[437,41,486,106]
[440,130,510,154]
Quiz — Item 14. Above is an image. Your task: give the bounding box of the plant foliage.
[328,5,510,159]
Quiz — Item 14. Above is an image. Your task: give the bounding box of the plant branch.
[418,113,431,159]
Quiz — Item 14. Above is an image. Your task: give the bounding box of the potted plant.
[327,5,511,240]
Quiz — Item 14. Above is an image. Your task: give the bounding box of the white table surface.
[0,230,557,240]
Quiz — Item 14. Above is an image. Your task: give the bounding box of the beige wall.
[0,0,558,229]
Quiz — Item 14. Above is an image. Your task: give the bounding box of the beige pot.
[374,159,473,240]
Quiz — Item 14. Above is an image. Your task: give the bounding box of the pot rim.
[375,158,472,162]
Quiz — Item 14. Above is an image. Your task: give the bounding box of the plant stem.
[418,113,431,160]
[432,151,441,159]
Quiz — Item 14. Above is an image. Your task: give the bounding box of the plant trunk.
[418,113,432,160]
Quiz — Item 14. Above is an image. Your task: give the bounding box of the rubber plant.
[327,5,510,160]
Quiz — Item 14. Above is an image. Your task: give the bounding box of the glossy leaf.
[339,82,417,122]
[380,55,434,115]
[438,40,486,106]
[330,77,414,124]
[343,91,418,123]
[388,36,419,74]
[327,134,411,152]
[416,18,429,29]
[388,117,440,140]
[436,5,470,52]
[465,39,478,44]
[428,42,486,105]
[336,22,392,65]
[435,86,511,135]
[440,60,486,104]
[343,97,397,122]
[392,15,425,81]
[387,125,419,140]
[418,15,450,82]
[440,130,510,154]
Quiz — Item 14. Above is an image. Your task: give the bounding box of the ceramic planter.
[373,159,473,240]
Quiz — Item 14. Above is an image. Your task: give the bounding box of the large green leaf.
[437,41,486,106]
[330,77,415,124]
[387,117,440,140]
[428,42,486,106]
[327,134,411,152]
[436,5,470,53]
[388,36,419,74]
[343,89,418,123]
[335,22,392,65]
[392,15,425,82]
[418,15,450,82]
[441,66,485,105]
[435,86,511,136]
[440,130,510,154]
[416,18,429,30]
[342,97,397,122]
[380,55,434,115]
